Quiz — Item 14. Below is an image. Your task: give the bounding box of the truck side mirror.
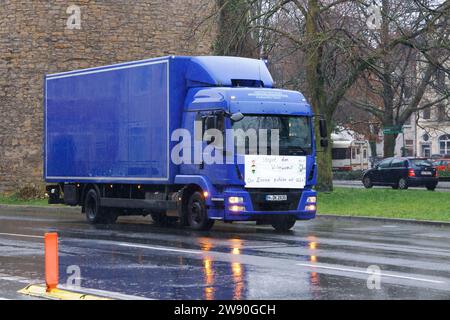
[230,112,244,122]
[319,118,328,147]
[319,118,327,138]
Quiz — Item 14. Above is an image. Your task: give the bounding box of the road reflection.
[307,235,320,295]
[230,238,244,300]
[203,258,215,300]
[198,237,245,300]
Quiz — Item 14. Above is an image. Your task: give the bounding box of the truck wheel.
[187,192,214,231]
[398,178,408,190]
[271,215,296,232]
[84,189,111,224]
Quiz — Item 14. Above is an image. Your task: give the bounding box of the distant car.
[433,159,450,173]
[362,157,438,191]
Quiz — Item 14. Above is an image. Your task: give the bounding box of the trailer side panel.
[45,59,169,183]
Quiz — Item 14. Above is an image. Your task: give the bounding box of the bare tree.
[195,0,449,190]
[343,0,450,157]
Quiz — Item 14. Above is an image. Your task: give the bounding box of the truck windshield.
[232,115,312,155]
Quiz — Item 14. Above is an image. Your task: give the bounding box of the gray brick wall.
[0,0,216,193]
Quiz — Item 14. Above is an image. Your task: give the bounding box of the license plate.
[266,195,287,201]
[421,171,432,176]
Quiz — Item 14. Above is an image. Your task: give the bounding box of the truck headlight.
[306,196,317,203]
[229,205,245,212]
[228,196,244,204]
[305,204,316,212]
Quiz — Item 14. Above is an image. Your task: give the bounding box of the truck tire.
[186,192,214,231]
[271,215,296,232]
[84,189,117,224]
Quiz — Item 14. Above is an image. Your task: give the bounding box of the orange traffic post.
[44,232,59,292]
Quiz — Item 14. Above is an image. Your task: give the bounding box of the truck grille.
[248,189,302,212]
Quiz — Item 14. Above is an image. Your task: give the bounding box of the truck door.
[199,112,227,183]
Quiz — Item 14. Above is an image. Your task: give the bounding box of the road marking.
[0,271,150,300]
[3,231,447,288]
[296,263,446,284]
[0,298,11,300]
[0,273,38,284]
[118,243,202,255]
[58,285,150,300]
[0,232,43,239]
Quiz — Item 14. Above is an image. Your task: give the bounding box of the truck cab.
[177,86,317,230]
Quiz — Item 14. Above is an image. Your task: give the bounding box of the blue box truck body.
[45,56,320,231]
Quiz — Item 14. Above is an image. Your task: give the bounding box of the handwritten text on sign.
[244,155,307,189]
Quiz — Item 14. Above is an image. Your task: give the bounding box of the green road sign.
[383,126,403,135]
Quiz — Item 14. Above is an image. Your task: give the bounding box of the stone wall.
[0,0,216,193]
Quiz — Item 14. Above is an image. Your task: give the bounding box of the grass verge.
[0,195,48,206]
[318,187,450,222]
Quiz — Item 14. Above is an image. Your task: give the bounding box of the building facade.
[0,0,215,193]
[413,59,449,158]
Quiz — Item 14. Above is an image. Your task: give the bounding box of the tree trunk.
[383,132,398,157]
[369,140,377,165]
[305,0,333,191]
[214,0,257,57]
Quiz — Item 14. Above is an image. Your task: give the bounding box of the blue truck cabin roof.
[186,87,311,116]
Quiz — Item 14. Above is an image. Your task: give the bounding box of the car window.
[391,158,406,168]
[378,158,392,168]
[411,159,432,167]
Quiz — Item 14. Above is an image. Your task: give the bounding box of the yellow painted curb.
[18,284,111,300]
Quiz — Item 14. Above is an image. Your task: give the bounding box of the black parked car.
[362,157,438,191]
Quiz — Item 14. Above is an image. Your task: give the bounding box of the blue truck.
[45,56,327,231]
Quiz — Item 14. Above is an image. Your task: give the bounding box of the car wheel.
[426,184,437,191]
[85,189,110,224]
[271,215,296,232]
[187,192,214,231]
[363,176,373,188]
[398,178,408,190]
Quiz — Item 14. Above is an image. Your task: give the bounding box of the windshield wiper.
[280,146,309,155]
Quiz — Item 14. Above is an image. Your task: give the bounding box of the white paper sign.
[244,155,307,189]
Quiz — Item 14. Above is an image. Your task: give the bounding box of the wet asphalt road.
[0,207,449,300]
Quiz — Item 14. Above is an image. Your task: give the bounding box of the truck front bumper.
[221,188,317,221]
